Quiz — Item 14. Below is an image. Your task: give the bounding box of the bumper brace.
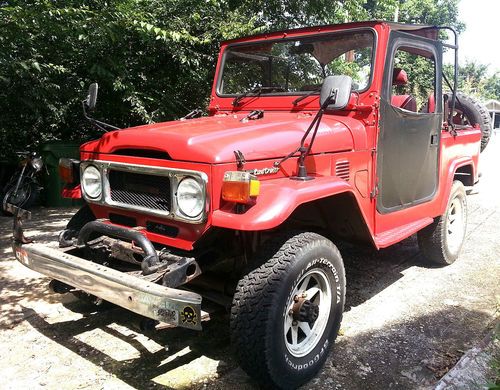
[9,204,202,330]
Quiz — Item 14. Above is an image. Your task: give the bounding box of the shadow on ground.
[0,207,77,328]
[5,217,437,389]
[309,307,495,390]
[2,206,495,389]
[22,304,233,389]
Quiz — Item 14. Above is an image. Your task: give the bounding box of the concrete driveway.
[0,135,499,389]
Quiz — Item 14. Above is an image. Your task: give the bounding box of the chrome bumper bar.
[8,204,202,330]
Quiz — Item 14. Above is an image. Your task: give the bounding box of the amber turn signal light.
[222,171,260,204]
[59,158,80,184]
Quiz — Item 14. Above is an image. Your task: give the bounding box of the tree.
[444,60,500,100]
[484,73,500,101]
[0,0,464,161]
[0,0,256,160]
[364,0,464,32]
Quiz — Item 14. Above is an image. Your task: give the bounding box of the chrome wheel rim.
[446,196,466,254]
[283,267,332,358]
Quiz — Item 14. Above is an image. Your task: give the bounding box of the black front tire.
[230,231,345,389]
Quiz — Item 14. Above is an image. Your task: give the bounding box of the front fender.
[212,176,356,231]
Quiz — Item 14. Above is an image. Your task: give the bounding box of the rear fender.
[211,176,372,233]
[439,157,476,213]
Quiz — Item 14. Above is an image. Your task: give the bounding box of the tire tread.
[230,231,343,388]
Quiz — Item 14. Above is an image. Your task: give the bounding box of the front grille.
[109,170,171,212]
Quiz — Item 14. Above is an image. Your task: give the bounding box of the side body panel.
[212,151,375,235]
[373,129,480,244]
[372,29,481,246]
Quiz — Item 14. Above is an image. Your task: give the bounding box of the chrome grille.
[109,170,171,212]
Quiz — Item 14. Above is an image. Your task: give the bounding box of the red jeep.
[10,21,488,389]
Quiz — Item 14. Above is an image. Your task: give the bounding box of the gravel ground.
[1,135,499,389]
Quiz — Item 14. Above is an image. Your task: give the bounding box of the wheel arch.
[439,157,476,214]
[287,191,373,244]
[453,163,475,187]
[211,177,374,244]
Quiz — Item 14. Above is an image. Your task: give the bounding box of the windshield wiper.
[292,87,321,106]
[232,86,283,107]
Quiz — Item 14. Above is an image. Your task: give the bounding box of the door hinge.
[370,183,378,200]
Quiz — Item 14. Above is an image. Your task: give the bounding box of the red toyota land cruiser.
[10,21,489,389]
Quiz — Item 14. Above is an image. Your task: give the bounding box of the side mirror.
[320,75,352,110]
[86,83,98,111]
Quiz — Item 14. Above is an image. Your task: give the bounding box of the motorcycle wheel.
[2,181,40,216]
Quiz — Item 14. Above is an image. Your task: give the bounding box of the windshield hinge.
[181,108,203,120]
[240,110,264,123]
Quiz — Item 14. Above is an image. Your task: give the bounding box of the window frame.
[216,27,378,98]
[382,31,443,115]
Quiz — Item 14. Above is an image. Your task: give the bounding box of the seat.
[390,68,417,112]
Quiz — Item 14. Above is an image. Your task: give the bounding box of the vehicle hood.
[81,112,364,163]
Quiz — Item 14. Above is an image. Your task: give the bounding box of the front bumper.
[9,204,202,330]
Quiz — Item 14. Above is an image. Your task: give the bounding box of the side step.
[374,217,433,248]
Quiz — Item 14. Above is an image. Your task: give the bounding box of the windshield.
[219,30,374,96]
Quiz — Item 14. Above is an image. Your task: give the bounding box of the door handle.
[430,134,438,146]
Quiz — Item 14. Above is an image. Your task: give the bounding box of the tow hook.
[7,203,32,244]
[77,220,163,275]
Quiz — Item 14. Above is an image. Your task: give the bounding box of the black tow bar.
[77,220,165,275]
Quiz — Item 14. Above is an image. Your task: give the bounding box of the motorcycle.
[2,151,44,215]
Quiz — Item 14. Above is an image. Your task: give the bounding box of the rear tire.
[450,92,492,152]
[230,231,345,389]
[417,181,467,266]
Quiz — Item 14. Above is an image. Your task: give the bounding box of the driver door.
[376,32,443,216]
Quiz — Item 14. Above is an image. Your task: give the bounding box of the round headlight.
[30,157,43,171]
[82,165,102,199]
[176,177,204,218]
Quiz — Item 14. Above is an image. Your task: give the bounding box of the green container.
[40,141,83,207]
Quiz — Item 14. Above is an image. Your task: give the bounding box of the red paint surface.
[76,21,481,251]
[62,184,82,199]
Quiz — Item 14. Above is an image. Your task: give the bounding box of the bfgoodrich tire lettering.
[230,231,346,389]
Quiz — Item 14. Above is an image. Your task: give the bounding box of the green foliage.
[484,73,500,101]
[444,61,500,100]
[0,0,257,160]
[364,0,464,32]
[394,50,435,109]
[0,0,464,161]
